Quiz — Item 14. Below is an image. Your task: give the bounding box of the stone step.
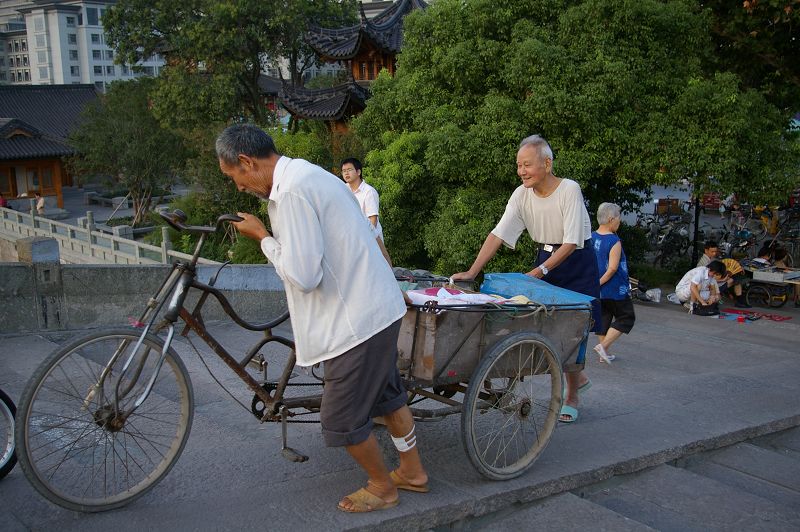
[581,464,800,531]
[753,425,800,459]
[681,441,800,508]
[471,492,655,532]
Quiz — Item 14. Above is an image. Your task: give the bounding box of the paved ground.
[1,298,798,531]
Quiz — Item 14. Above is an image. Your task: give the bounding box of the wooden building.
[0,84,98,209]
[280,0,427,126]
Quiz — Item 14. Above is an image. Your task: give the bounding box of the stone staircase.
[445,427,800,531]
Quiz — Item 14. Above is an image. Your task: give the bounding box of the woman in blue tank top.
[591,203,636,364]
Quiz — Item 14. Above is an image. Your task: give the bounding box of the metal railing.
[0,207,220,265]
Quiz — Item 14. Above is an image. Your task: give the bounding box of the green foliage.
[628,262,685,289]
[66,78,187,226]
[354,0,800,274]
[616,222,649,264]
[229,236,266,264]
[104,0,357,128]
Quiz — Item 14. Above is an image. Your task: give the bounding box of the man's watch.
[539,265,549,275]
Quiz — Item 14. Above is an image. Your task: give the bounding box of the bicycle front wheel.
[461,332,563,480]
[0,388,16,479]
[15,328,194,512]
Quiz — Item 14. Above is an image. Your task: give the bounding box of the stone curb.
[349,414,800,532]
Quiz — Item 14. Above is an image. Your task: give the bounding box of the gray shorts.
[320,319,407,447]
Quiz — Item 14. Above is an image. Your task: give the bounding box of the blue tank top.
[591,231,630,300]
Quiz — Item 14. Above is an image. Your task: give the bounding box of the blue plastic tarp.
[480,272,596,306]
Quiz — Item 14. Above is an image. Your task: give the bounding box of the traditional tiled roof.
[305,0,427,60]
[0,84,97,160]
[279,82,370,121]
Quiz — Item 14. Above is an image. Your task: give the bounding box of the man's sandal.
[390,470,429,493]
[337,487,399,513]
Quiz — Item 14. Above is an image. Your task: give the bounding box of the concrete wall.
[0,238,286,333]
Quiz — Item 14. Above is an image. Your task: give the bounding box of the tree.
[353,0,800,274]
[702,0,800,111]
[104,0,357,129]
[67,79,187,226]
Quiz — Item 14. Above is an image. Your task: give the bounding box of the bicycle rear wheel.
[0,388,16,479]
[461,332,563,480]
[15,328,194,512]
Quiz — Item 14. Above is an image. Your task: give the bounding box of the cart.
[396,273,593,480]
[743,265,800,308]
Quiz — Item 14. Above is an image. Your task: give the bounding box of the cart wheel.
[461,332,563,480]
[746,284,772,308]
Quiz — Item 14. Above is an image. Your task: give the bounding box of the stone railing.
[0,236,283,333]
[0,206,219,265]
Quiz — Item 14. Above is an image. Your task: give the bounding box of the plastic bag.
[645,288,662,303]
[666,292,681,305]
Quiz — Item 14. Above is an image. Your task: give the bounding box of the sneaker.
[593,344,614,364]
[683,302,692,311]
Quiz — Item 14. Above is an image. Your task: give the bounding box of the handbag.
[692,302,720,316]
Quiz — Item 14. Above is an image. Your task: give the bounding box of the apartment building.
[0,0,163,90]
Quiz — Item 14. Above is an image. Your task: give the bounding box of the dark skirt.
[536,238,602,334]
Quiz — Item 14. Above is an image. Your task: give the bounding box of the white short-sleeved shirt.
[491,179,592,248]
[352,180,383,240]
[675,266,713,299]
[259,157,406,366]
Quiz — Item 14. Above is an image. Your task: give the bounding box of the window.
[105,65,114,75]
[0,72,5,81]
[105,50,113,60]
[22,56,29,67]
[69,50,78,61]
[66,16,76,27]
[78,13,83,26]
[13,40,19,52]
[21,39,27,52]
[35,34,46,47]
[24,70,30,81]
[6,42,11,52]
[67,33,77,45]
[86,8,98,26]
[9,72,14,82]
[34,17,44,32]
[92,50,101,60]
[121,64,129,75]
[37,51,46,64]
[91,33,101,44]
[38,67,48,79]
[93,65,102,75]
[94,81,104,90]
[0,58,4,67]
[142,66,155,76]
[70,65,80,76]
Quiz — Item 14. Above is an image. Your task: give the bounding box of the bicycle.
[0,387,16,479]
[15,209,587,512]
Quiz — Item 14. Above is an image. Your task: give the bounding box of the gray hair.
[597,202,621,225]
[519,134,554,161]
[215,123,278,165]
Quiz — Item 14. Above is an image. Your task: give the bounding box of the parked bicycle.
[0,387,16,480]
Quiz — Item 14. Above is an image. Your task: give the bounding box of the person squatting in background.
[591,202,635,364]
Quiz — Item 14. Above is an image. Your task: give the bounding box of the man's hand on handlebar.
[232,212,271,241]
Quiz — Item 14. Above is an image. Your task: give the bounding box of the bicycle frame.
[92,226,318,426]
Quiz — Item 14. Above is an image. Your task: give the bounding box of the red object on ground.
[722,308,792,322]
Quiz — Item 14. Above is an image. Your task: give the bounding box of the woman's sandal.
[337,487,399,513]
[558,405,579,423]
[390,470,429,493]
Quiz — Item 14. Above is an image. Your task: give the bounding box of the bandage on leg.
[391,425,417,452]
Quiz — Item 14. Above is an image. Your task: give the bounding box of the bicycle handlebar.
[159,209,243,235]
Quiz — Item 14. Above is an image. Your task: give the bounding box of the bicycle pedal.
[281,447,309,463]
